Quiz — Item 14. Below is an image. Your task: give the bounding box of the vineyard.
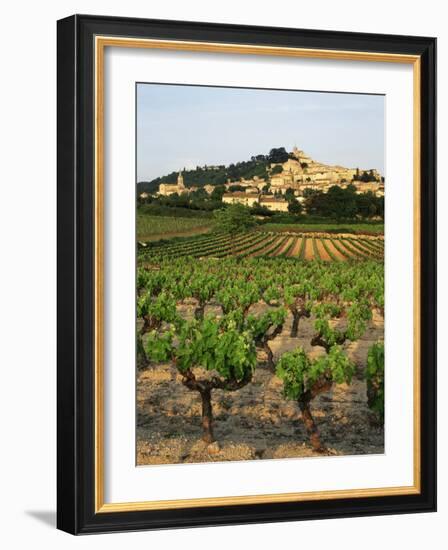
[260,222,384,235]
[137,213,213,241]
[138,230,384,262]
[137,248,385,464]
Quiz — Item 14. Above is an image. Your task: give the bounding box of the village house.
[299,181,324,193]
[222,192,259,208]
[270,172,295,188]
[354,181,385,196]
[203,184,215,195]
[269,185,300,196]
[259,195,289,212]
[155,148,384,203]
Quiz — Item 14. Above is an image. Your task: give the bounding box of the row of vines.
[137,255,384,452]
[138,231,384,263]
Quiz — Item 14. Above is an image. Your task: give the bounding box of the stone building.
[354,181,385,196]
[158,171,186,196]
[222,192,259,207]
[155,147,383,201]
[269,185,300,196]
[270,172,295,188]
[271,147,383,197]
[259,195,289,212]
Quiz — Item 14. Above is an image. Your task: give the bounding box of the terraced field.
[139,231,384,262]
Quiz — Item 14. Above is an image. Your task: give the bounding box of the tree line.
[138,184,384,222]
[303,185,384,220]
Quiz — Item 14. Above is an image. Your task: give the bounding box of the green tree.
[324,185,357,220]
[304,189,326,216]
[271,165,283,175]
[251,203,274,217]
[288,199,302,215]
[228,184,246,192]
[357,169,378,182]
[375,195,384,218]
[305,186,358,220]
[284,187,295,201]
[268,147,289,164]
[356,191,378,218]
[210,184,226,201]
[262,183,271,194]
[213,204,255,234]
[189,187,207,201]
[302,187,318,198]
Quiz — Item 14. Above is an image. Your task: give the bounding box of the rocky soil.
[137,308,384,465]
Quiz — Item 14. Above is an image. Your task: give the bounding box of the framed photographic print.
[57,14,436,534]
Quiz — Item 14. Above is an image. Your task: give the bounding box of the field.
[139,230,384,262]
[260,222,384,235]
[137,213,212,241]
[137,247,384,464]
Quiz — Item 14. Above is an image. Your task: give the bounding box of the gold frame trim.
[94,36,422,513]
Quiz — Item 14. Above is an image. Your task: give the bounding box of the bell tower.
[177,170,185,189]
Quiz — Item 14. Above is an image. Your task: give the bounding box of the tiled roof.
[259,196,287,203]
[223,192,259,198]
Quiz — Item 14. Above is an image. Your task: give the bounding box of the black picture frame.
[57,14,436,535]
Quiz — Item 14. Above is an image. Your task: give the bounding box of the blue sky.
[137,83,384,182]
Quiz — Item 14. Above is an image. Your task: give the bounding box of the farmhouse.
[222,192,259,207]
[259,195,289,212]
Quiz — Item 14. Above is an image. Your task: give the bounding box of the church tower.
[177,170,185,189]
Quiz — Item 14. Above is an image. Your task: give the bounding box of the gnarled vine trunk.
[136,335,149,370]
[289,303,310,338]
[140,316,161,336]
[298,379,333,452]
[264,344,275,370]
[290,307,301,338]
[311,333,345,353]
[199,388,214,443]
[298,398,324,452]
[194,303,205,321]
[182,375,215,443]
[182,368,253,443]
[261,323,284,370]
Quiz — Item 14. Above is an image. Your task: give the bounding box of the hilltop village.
[140,147,384,212]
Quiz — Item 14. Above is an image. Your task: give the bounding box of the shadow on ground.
[26,510,56,528]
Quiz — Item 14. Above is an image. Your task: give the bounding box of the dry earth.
[137,305,384,465]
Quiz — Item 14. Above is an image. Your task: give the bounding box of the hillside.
[137,181,162,194]
[146,160,268,190]
[140,148,295,192]
[138,146,382,196]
